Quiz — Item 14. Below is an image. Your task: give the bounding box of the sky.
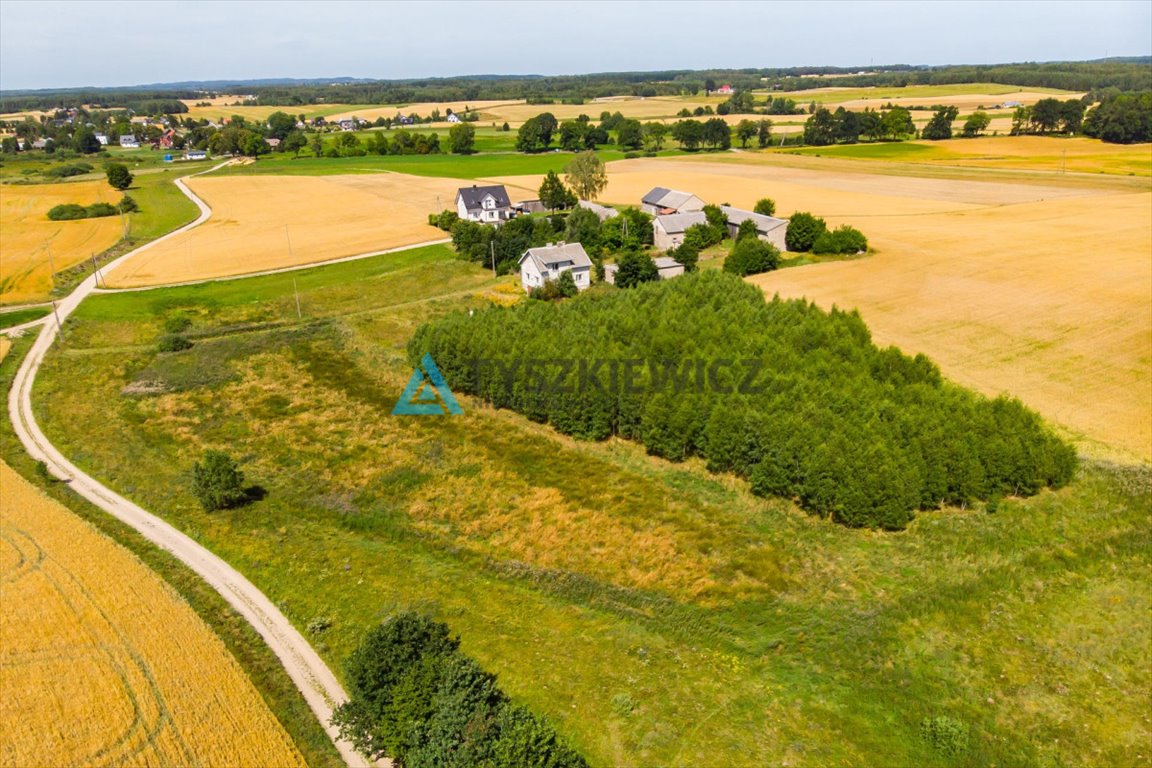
[1,0,1149,91]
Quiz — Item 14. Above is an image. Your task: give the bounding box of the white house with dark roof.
[456,184,514,223]
[519,242,592,292]
[641,187,706,216]
[653,210,708,250]
[720,206,789,251]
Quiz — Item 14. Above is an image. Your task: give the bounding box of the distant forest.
[2,58,1149,112]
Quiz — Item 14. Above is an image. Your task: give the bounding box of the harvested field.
[323,100,518,123]
[501,154,1151,459]
[0,181,123,304]
[104,172,534,287]
[755,83,1079,108]
[0,460,305,766]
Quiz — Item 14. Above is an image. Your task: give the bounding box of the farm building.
[184,149,208,161]
[515,199,547,215]
[641,187,706,216]
[519,242,592,293]
[578,200,619,221]
[94,133,109,146]
[714,84,735,95]
[653,211,708,250]
[604,256,683,285]
[654,256,685,279]
[119,135,140,148]
[720,206,789,250]
[338,119,356,131]
[446,112,462,123]
[457,184,514,223]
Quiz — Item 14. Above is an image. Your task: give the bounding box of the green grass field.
[31,242,1151,767]
[0,305,50,328]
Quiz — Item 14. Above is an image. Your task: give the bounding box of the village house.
[640,186,706,216]
[94,133,109,146]
[446,112,462,123]
[519,242,592,293]
[456,184,514,223]
[185,149,208,161]
[652,210,708,250]
[720,206,789,251]
[714,84,735,95]
[654,256,685,279]
[119,135,140,148]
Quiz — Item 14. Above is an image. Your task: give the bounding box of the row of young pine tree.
[410,271,1076,529]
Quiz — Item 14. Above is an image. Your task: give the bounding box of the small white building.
[577,199,619,222]
[456,184,514,223]
[119,135,140,148]
[519,242,592,293]
[720,206,789,251]
[653,211,708,250]
[94,133,109,146]
[654,256,685,280]
[640,186,706,216]
[185,149,208,161]
[446,112,462,123]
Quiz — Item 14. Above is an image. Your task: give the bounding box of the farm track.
[5,161,389,768]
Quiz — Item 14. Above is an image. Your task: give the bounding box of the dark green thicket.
[410,271,1076,529]
[333,613,587,767]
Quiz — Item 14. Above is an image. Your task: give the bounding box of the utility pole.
[47,244,56,290]
[292,277,303,320]
[490,240,497,278]
[51,300,64,341]
[90,253,103,288]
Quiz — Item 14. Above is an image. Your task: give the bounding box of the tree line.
[409,271,1076,530]
[334,612,587,767]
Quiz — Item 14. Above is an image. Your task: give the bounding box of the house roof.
[519,242,593,272]
[653,257,682,270]
[720,206,788,233]
[643,187,702,211]
[642,186,671,205]
[655,210,708,235]
[577,200,619,221]
[457,184,511,211]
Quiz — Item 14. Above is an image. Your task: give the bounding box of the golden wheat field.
[500,152,1152,460]
[0,462,305,765]
[0,181,124,304]
[104,173,532,287]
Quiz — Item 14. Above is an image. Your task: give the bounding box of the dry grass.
[104,173,531,287]
[0,181,123,304]
[0,459,305,767]
[499,152,1152,460]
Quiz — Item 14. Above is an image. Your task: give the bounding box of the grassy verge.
[0,330,343,768]
[28,241,1152,766]
[0,306,51,328]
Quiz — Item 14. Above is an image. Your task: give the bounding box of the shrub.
[46,204,88,221]
[623,151,642,159]
[723,237,780,276]
[105,162,132,190]
[753,197,776,216]
[812,225,868,255]
[191,450,248,512]
[156,334,192,352]
[118,194,138,213]
[85,202,117,218]
[785,211,827,252]
[163,315,192,333]
[920,715,970,757]
[44,162,92,178]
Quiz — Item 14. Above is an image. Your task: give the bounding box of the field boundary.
[5,162,378,768]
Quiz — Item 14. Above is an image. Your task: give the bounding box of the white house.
[446,112,462,123]
[456,184,514,223]
[185,149,208,161]
[519,242,592,293]
[94,133,109,146]
[119,135,140,148]
[720,206,789,251]
[653,210,708,250]
[640,186,706,216]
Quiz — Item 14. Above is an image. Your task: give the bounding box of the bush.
[44,162,92,178]
[753,197,776,216]
[785,211,827,252]
[920,716,970,757]
[85,202,117,218]
[333,612,585,767]
[163,315,192,333]
[105,162,132,190]
[190,450,248,512]
[118,194,138,213]
[46,204,88,221]
[156,334,192,352]
[623,151,642,159]
[812,225,868,255]
[723,237,780,276]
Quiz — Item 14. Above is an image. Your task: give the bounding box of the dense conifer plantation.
[410,272,1076,529]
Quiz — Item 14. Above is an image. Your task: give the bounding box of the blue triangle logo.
[392,353,463,416]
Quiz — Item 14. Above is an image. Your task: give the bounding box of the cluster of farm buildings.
[453,183,788,293]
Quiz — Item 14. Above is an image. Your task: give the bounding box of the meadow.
[0,337,305,767]
[31,241,1152,767]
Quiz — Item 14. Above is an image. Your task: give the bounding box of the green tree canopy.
[449,122,476,154]
[191,450,247,511]
[785,211,827,252]
[105,162,133,190]
[564,151,608,201]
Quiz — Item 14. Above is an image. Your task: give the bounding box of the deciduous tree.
[564,151,607,201]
